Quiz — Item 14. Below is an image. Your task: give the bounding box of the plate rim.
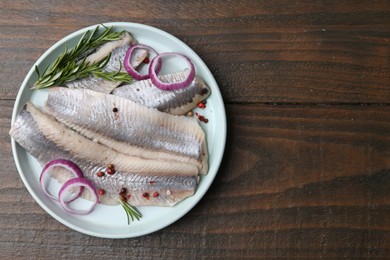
[10,22,227,238]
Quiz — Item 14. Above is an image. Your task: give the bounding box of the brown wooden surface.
[1,0,390,259]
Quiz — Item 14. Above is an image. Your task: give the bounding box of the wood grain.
[1,1,389,103]
[1,0,390,259]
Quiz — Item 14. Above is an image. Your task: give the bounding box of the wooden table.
[1,1,390,258]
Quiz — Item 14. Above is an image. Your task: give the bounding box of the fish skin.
[9,103,198,206]
[65,32,147,93]
[95,173,198,206]
[84,32,135,65]
[112,70,211,115]
[104,45,148,73]
[66,75,119,93]
[44,87,208,174]
[10,104,70,162]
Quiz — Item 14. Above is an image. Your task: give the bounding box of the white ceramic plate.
[11,22,226,238]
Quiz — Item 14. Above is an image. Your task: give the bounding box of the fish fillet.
[112,70,211,115]
[44,87,209,174]
[10,103,198,206]
[65,32,147,93]
[23,102,198,176]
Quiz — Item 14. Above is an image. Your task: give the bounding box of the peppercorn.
[197,102,205,109]
[107,167,115,175]
[96,171,105,177]
[152,192,159,198]
[186,111,194,117]
[142,192,150,200]
[98,189,105,195]
[120,187,127,195]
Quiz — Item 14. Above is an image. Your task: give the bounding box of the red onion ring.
[149,52,195,91]
[58,177,99,215]
[124,44,161,80]
[39,159,84,202]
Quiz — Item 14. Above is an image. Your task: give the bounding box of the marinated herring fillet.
[44,87,209,174]
[112,70,211,115]
[18,102,198,176]
[9,103,198,206]
[65,32,148,93]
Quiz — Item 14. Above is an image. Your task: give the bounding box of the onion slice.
[39,159,84,201]
[124,44,161,80]
[149,52,195,91]
[58,178,99,215]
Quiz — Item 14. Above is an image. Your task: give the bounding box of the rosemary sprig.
[119,199,142,225]
[32,25,132,89]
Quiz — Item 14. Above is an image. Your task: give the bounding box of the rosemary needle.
[32,25,132,89]
[119,199,142,225]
